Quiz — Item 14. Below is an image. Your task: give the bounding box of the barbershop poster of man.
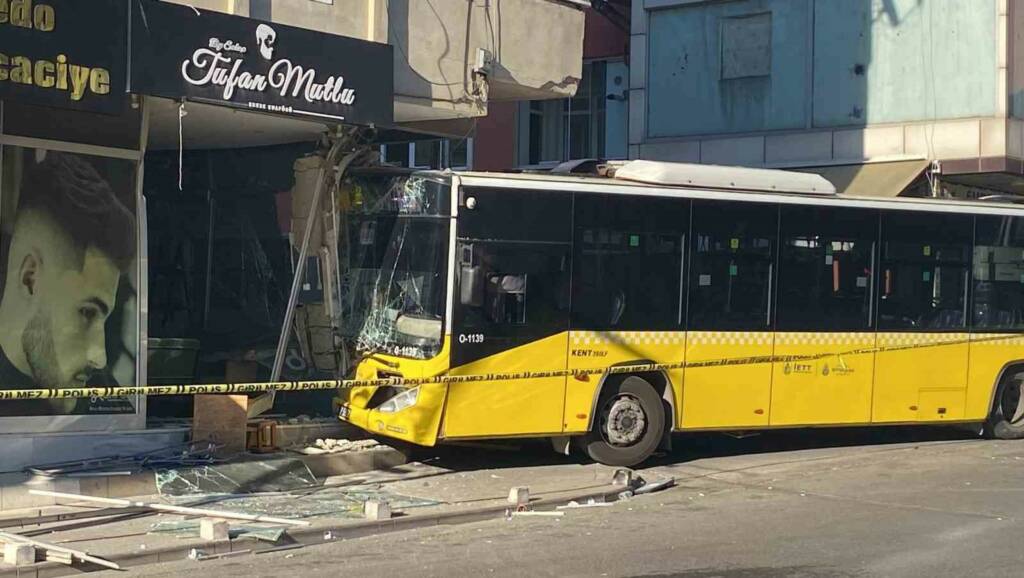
[0,146,138,416]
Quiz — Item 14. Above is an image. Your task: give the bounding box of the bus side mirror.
[460,266,484,307]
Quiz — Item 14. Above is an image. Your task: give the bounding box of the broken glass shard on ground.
[149,521,287,543]
[160,486,441,520]
[155,457,318,496]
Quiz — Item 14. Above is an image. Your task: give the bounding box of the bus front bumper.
[335,384,447,446]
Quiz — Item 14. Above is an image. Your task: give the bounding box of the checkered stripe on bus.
[571,332,685,346]
[773,333,875,346]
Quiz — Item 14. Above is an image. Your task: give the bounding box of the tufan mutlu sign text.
[128,0,393,125]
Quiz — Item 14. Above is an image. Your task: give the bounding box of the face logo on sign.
[255,24,276,61]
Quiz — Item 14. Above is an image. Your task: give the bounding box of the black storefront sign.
[0,0,129,115]
[129,0,394,126]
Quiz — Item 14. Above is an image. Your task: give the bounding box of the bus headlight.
[377,387,420,413]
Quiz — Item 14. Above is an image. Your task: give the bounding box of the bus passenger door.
[444,187,571,438]
[682,201,777,429]
[770,206,878,426]
[873,211,973,423]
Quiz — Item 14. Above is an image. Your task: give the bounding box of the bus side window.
[570,194,687,331]
[776,206,878,331]
[973,216,1024,331]
[877,211,972,331]
[688,201,778,331]
[459,242,569,330]
[487,273,528,325]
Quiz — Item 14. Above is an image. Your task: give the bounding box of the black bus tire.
[583,376,665,467]
[985,372,1024,440]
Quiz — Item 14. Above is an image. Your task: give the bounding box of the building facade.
[629,0,1024,198]
[380,1,631,173]
[0,0,587,468]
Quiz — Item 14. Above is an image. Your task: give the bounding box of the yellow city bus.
[336,160,1024,466]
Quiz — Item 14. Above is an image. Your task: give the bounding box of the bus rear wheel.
[583,376,665,467]
[986,371,1024,439]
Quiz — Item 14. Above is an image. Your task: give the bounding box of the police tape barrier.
[0,333,1015,401]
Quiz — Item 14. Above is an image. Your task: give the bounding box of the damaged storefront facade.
[0,0,587,470]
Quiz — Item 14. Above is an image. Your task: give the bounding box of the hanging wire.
[178,101,187,191]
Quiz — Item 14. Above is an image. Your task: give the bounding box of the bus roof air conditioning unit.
[612,160,836,196]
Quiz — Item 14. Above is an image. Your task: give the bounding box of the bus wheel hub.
[605,396,646,446]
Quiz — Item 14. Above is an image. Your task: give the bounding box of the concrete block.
[700,136,765,167]
[106,472,156,499]
[639,141,700,163]
[363,499,391,521]
[611,469,633,487]
[507,486,530,507]
[1,477,55,511]
[765,132,832,166]
[833,126,905,162]
[52,477,81,497]
[905,120,981,160]
[1009,119,1024,158]
[76,476,109,499]
[372,448,408,471]
[193,394,248,456]
[3,543,35,566]
[199,519,229,542]
[981,118,1008,157]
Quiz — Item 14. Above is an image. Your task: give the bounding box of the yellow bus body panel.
[769,333,876,425]
[872,333,969,423]
[442,333,568,438]
[681,332,773,428]
[338,330,1022,446]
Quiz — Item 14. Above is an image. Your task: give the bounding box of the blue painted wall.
[648,0,811,138]
[647,0,998,139]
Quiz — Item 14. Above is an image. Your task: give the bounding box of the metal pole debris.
[28,490,312,527]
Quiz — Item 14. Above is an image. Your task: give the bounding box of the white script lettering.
[180,50,355,106]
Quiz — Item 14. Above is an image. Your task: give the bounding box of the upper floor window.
[379,138,473,170]
[721,13,772,80]
[517,60,619,166]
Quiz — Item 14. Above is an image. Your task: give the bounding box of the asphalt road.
[120,426,1024,578]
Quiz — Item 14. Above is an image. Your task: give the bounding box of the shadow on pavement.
[397,423,983,474]
[654,424,981,466]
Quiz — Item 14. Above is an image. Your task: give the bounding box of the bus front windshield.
[342,174,450,360]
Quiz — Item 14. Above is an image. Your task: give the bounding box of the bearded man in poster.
[0,150,135,416]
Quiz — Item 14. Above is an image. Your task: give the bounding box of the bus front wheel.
[986,371,1024,439]
[583,376,665,467]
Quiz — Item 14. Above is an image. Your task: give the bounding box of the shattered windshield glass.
[340,173,450,360]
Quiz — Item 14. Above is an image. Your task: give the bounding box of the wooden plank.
[0,531,120,570]
[193,394,249,456]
